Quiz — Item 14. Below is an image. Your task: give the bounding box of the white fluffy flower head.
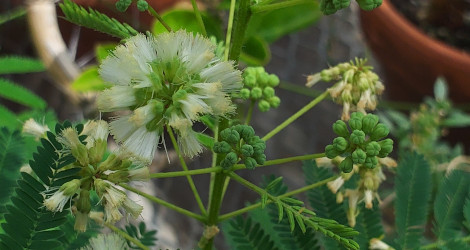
[98,30,242,162]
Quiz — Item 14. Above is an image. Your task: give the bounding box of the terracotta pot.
[360,0,470,102]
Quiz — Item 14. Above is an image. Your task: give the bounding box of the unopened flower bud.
[378,139,393,157]
[268,96,281,108]
[257,72,269,86]
[352,148,366,164]
[76,190,91,213]
[350,112,365,120]
[107,170,128,183]
[267,74,280,87]
[258,100,271,112]
[115,0,132,12]
[213,141,232,153]
[234,125,255,141]
[254,154,266,165]
[333,120,350,138]
[240,88,251,99]
[244,74,257,87]
[220,128,240,144]
[366,141,381,156]
[136,0,149,11]
[244,157,257,170]
[251,87,263,99]
[333,137,348,152]
[74,211,89,232]
[263,87,275,98]
[128,167,150,181]
[348,117,362,131]
[350,130,366,145]
[339,156,353,173]
[325,144,340,159]
[370,124,390,141]
[241,144,254,157]
[364,156,378,169]
[362,114,379,134]
[343,69,355,83]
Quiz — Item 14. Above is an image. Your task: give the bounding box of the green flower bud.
[254,66,265,75]
[267,74,280,87]
[364,156,378,169]
[356,0,382,11]
[333,120,350,138]
[76,190,91,213]
[258,100,271,112]
[244,67,257,76]
[378,138,393,157]
[339,156,354,173]
[350,130,366,145]
[136,0,149,11]
[348,117,362,131]
[350,112,365,120]
[60,179,81,196]
[220,128,240,144]
[246,135,262,145]
[234,125,255,141]
[352,148,366,164]
[325,144,340,159]
[244,74,257,87]
[116,0,132,12]
[251,87,263,99]
[241,144,254,157]
[221,159,233,169]
[263,87,275,98]
[254,154,266,165]
[333,0,351,8]
[370,123,390,141]
[213,141,232,154]
[107,170,128,183]
[245,157,258,170]
[320,68,334,81]
[365,141,381,156]
[333,137,348,151]
[258,73,269,86]
[252,141,266,152]
[240,88,251,99]
[362,114,379,134]
[320,0,338,15]
[268,96,281,108]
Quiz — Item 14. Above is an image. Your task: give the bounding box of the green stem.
[147,5,172,32]
[245,100,255,125]
[150,167,222,178]
[166,125,207,216]
[119,183,205,222]
[232,153,325,170]
[218,175,335,222]
[228,0,251,61]
[190,0,207,36]
[224,0,237,61]
[105,222,149,250]
[262,90,329,141]
[251,0,311,14]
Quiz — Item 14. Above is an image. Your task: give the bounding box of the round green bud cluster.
[324,112,393,172]
[116,0,132,12]
[213,125,266,170]
[320,0,382,15]
[136,0,149,11]
[239,67,281,112]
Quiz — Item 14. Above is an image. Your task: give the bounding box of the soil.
[389,0,470,52]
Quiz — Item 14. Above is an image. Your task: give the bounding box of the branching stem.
[251,0,311,14]
[147,5,172,32]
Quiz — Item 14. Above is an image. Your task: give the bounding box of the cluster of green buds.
[213,125,266,170]
[306,58,384,120]
[116,0,149,12]
[43,120,149,232]
[324,112,393,173]
[238,67,281,112]
[320,0,382,15]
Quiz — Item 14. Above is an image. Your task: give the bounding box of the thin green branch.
[228,0,251,61]
[119,183,205,222]
[147,5,172,32]
[218,175,335,221]
[105,222,149,250]
[245,100,255,125]
[232,153,326,170]
[262,90,329,141]
[251,0,311,14]
[150,167,221,178]
[190,0,207,36]
[166,125,207,216]
[224,0,237,61]
[0,7,26,25]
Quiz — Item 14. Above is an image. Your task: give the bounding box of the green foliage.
[59,0,138,39]
[394,152,431,249]
[0,128,24,220]
[123,222,158,248]
[0,56,45,74]
[303,160,348,249]
[353,201,383,249]
[0,122,81,249]
[0,78,47,110]
[71,66,110,92]
[223,216,278,250]
[433,170,470,241]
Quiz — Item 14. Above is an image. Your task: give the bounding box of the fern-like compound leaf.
[0,78,47,110]
[223,216,278,250]
[0,122,81,249]
[0,56,45,74]
[434,169,470,241]
[353,201,384,249]
[395,152,431,249]
[303,160,349,249]
[60,0,138,40]
[124,221,158,248]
